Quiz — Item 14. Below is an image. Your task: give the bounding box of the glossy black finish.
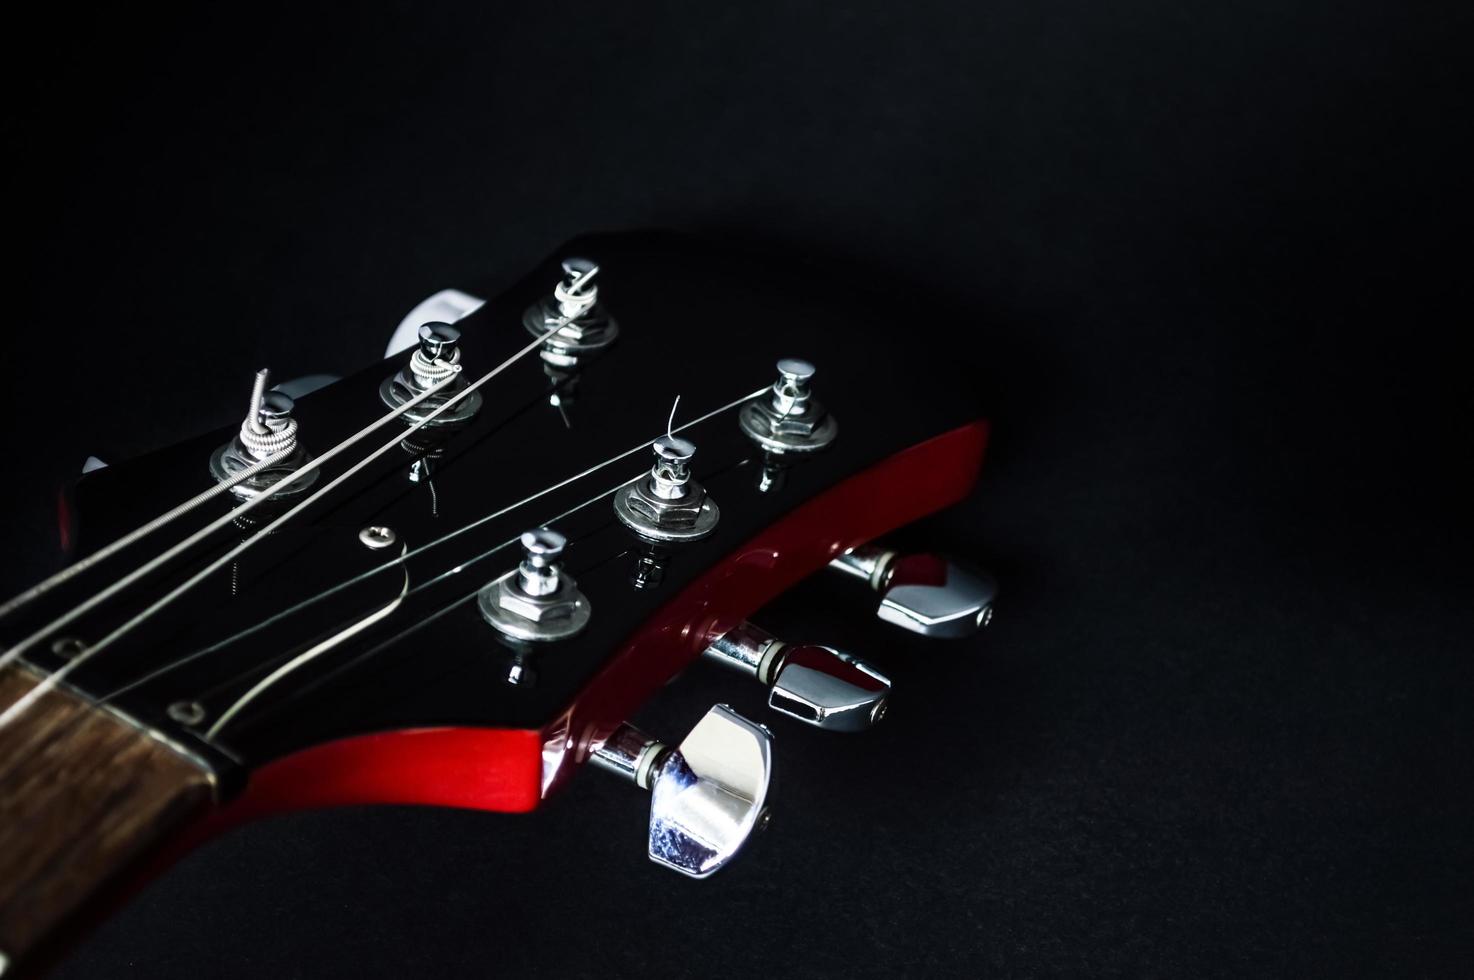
[16,233,981,768]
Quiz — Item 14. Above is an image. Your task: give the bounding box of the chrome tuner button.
[590,704,774,879]
[209,368,317,501]
[523,257,619,367]
[703,622,891,732]
[477,527,591,642]
[612,435,720,542]
[379,319,481,426]
[739,357,839,456]
[830,545,998,638]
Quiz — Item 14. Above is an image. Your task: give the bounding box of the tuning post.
[590,704,774,878]
[703,622,891,731]
[613,435,720,542]
[477,528,592,643]
[739,358,838,457]
[379,321,482,426]
[209,368,317,500]
[830,545,998,638]
[523,257,619,367]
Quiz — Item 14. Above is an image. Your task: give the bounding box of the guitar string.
[235,448,760,738]
[0,321,568,731]
[95,386,766,705]
[0,370,461,681]
[202,548,415,739]
[0,448,293,622]
[199,474,630,737]
[193,448,759,737]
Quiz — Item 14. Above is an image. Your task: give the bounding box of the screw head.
[359,525,398,550]
[168,701,207,726]
[50,637,87,659]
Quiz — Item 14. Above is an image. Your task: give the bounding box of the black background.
[6,1,1471,976]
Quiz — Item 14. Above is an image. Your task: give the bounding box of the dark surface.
[6,1,1470,976]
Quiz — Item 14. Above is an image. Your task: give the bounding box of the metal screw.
[168,701,207,726]
[359,526,398,550]
[50,637,87,659]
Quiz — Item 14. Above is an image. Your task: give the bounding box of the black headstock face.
[14,232,982,776]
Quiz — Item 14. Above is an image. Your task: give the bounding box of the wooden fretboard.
[0,665,215,974]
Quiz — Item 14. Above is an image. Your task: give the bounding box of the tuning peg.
[477,527,591,643]
[590,704,774,879]
[702,622,890,732]
[830,546,997,638]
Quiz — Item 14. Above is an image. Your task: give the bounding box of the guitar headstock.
[7,231,995,879]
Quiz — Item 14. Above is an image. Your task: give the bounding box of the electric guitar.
[0,232,996,975]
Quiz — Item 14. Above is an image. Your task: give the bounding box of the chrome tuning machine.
[478,528,591,644]
[523,257,619,367]
[379,321,480,426]
[830,545,997,638]
[703,622,891,731]
[739,358,838,456]
[591,704,774,878]
[613,436,720,542]
[209,368,317,500]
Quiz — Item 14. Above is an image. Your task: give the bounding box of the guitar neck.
[0,665,216,973]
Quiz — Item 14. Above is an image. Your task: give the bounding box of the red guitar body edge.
[199,418,989,838]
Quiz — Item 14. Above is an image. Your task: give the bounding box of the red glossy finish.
[216,419,988,826]
[887,553,951,588]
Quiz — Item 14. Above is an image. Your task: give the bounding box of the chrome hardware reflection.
[703,621,891,731]
[613,435,720,543]
[209,368,318,502]
[379,321,483,426]
[590,704,774,879]
[831,546,997,638]
[477,528,592,643]
[522,257,619,367]
[739,358,838,456]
